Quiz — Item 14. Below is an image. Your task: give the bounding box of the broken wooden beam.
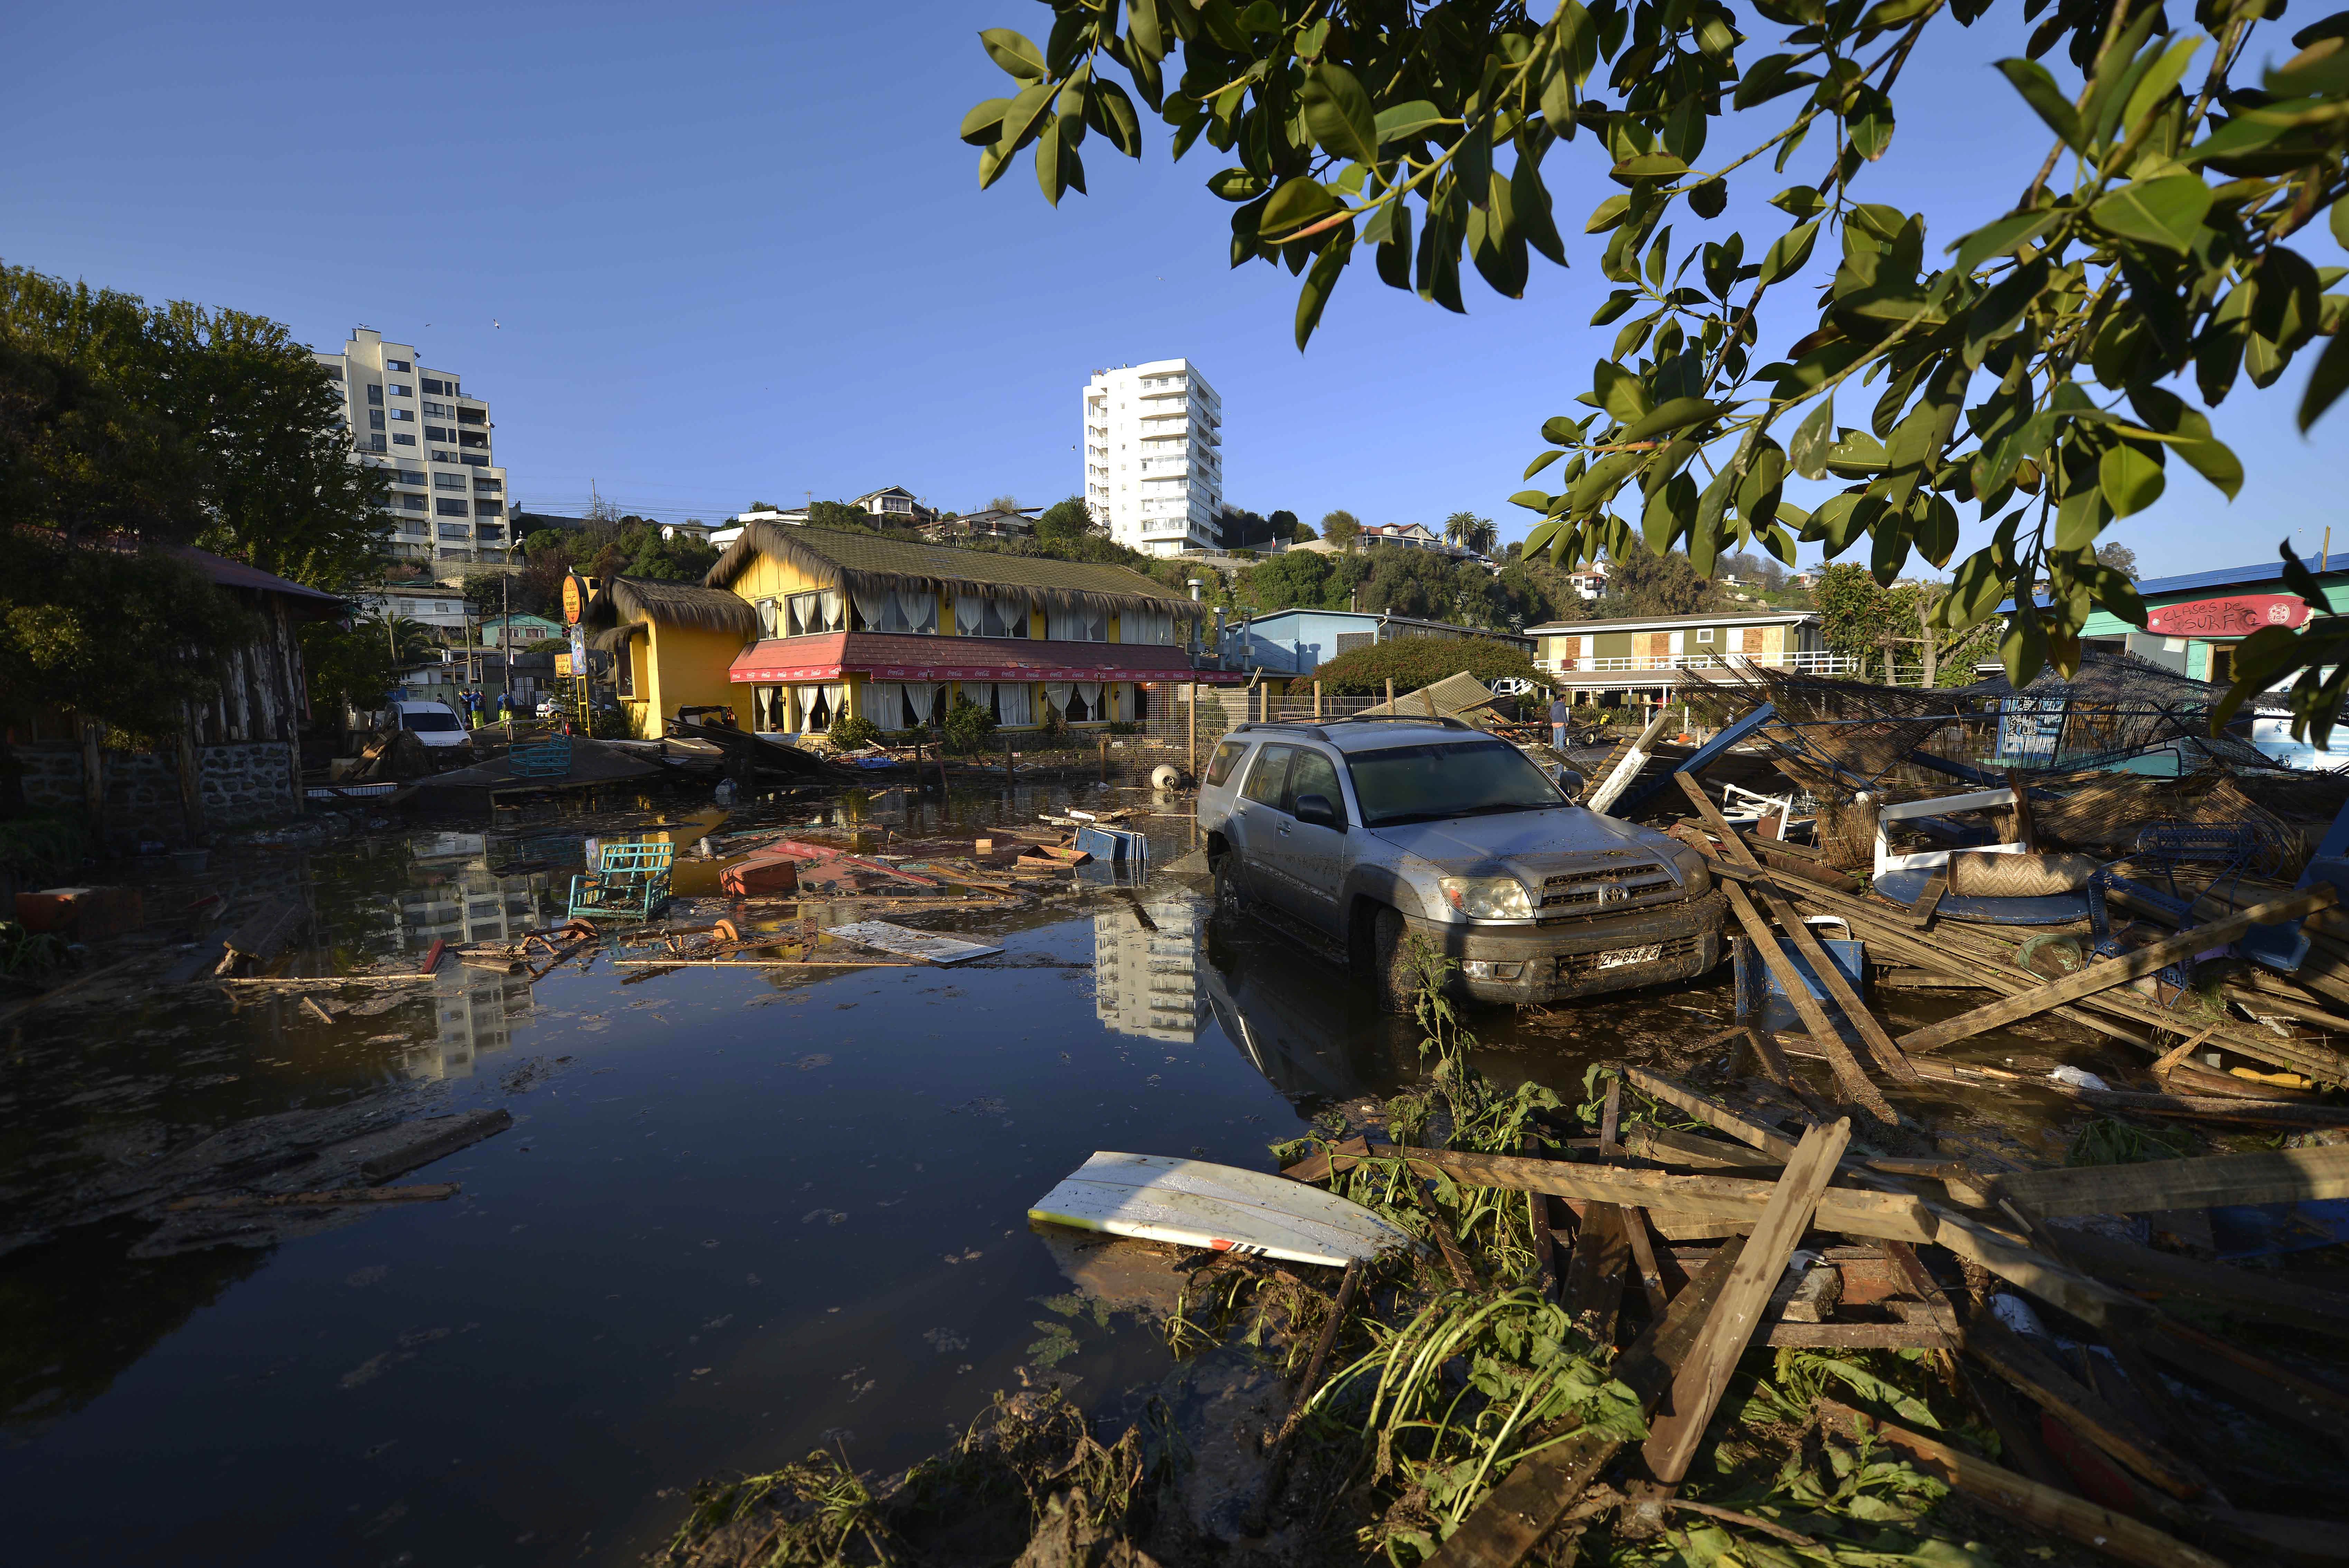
[1815,1401,2230,1568]
[357,1109,514,1183]
[1326,1142,1936,1244]
[1957,1143,2349,1219]
[1896,885,2339,1054]
[1966,1316,2214,1501]
[1678,775,1920,1086]
[164,1183,460,1212]
[1643,1118,1852,1483]
[2056,1229,2349,1337]
[1720,881,1897,1124]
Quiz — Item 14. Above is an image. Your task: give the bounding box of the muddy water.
[0,781,2060,1564]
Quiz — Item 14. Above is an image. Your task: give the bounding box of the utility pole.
[501,572,513,727]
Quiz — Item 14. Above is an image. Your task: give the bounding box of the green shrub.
[827,715,882,751]
[1105,720,1140,735]
[1310,636,1541,697]
[941,694,997,753]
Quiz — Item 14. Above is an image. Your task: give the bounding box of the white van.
[390,701,475,755]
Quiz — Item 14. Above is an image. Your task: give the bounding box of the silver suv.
[1196,717,1726,1010]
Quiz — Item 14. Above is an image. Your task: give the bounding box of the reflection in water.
[1203,943,1411,1114]
[1092,894,1208,1043]
[409,973,537,1080]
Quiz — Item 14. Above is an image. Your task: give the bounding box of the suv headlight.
[1439,876,1533,920]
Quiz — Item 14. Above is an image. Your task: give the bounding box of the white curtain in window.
[897,589,936,633]
[1046,604,1083,641]
[756,599,779,638]
[1043,682,1073,717]
[818,589,844,632]
[957,593,986,637]
[852,587,892,631]
[865,681,901,726]
[1075,681,1102,721]
[997,682,1032,727]
[917,682,945,724]
[995,596,1029,637]
[959,682,989,718]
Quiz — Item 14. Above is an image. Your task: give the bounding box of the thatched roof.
[583,575,760,651]
[705,524,1206,622]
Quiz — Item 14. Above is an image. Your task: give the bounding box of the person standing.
[1548,691,1571,752]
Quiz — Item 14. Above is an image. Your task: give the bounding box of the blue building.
[1224,608,1533,675]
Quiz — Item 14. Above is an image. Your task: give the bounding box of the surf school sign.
[2145,594,2309,638]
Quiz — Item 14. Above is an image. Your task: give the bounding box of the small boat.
[1029,1151,1418,1267]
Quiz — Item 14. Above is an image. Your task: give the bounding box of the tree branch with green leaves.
[962,0,2349,736]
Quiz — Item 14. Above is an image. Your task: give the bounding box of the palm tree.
[359,613,436,667]
[1444,511,1497,558]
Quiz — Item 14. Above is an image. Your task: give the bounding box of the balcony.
[457,409,486,425]
[1540,650,1856,679]
[457,432,488,448]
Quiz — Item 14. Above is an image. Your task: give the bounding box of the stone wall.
[15,740,297,842]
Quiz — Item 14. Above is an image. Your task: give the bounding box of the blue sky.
[4,0,2341,578]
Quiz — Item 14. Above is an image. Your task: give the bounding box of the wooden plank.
[1623,1125,1782,1172]
[1678,775,1919,1085]
[1897,885,2340,1054]
[1720,881,1896,1124]
[1928,1205,2148,1331]
[357,1109,514,1182]
[1973,1144,2349,1219]
[2144,1317,2349,1445]
[1330,1142,1936,1244]
[165,1183,459,1212]
[1621,1206,1672,1316]
[418,937,446,977]
[1561,1202,1630,1343]
[2042,1084,2349,1129]
[1965,1317,2211,1500]
[1815,1401,2230,1568]
[1585,703,1675,814]
[1761,1322,1951,1349]
[2056,1230,2349,1337]
[1911,874,1948,930]
[1625,1065,1798,1160]
[1643,1118,1852,1483]
[1427,1240,1746,1568]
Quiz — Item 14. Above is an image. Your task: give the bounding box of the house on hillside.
[706,524,1231,735]
[1528,609,1840,702]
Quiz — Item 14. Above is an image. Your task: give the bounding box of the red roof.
[728,631,1245,685]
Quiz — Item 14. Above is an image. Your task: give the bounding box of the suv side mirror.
[1293,793,1343,831]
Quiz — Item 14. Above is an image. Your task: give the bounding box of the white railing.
[1542,651,1858,676]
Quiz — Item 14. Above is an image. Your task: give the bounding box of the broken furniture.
[1869,786,2097,924]
[567,839,675,924]
[506,733,574,779]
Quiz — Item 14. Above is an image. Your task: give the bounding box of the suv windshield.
[1346,739,1563,828]
[401,710,462,733]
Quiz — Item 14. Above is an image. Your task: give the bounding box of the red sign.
[2145,593,2308,639]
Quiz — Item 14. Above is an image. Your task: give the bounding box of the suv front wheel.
[1365,906,1417,1016]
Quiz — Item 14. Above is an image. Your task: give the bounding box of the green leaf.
[1621,398,1726,444]
[1848,84,1896,160]
[1790,396,1837,479]
[1613,153,1690,181]
[1591,290,1638,326]
[961,98,1012,147]
[1965,256,2051,368]
[1542,413,1591,445]
[1208,168,1268,202]
[1952,209,2059,275]
[2302,330,2349,431]
[1294,227,1355,349]
[1689,178,1726,219]
[1771,187,1827,218]
[1523,450,1566,480]
[2089,176,2214,253]
[1513,155,1567,267]
[2123,35,2205,135]
[1509,488,1556,512]
[1758,220,1820,285]
[1586,194,1631,233]
[1261,177,1342,241]
[1374,100,1447,145]
[1823,429,1889,477]
[1036,115,1070,206]
[1301,63,1379,166]
[996,81,1056,157]
[1997,59,2084,151]
[1126,0,1164,60]
[2126,386,2244,499]
[1735,55,1819,111]
[1642,471,1697,552]
[2098,442,2166,517]
[980,27,1048,81]
[1592,361,1651,424]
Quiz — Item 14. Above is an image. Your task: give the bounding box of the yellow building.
[580,577,762,735]
[698,524,1233,734]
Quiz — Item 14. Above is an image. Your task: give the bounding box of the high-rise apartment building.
[1082,358,1222,556]
[315,328,511,565]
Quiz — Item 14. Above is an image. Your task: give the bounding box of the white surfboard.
[1028,1151,1418,1267]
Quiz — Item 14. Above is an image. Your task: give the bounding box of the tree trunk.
[80,718,106,842]
[1919,597,1939,688]
[177,722,208,842]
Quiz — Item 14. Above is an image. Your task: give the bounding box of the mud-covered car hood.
[1369,808,1700,905]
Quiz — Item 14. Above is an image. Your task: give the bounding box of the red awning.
[727,631,1247,685]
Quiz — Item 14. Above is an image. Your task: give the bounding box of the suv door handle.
[1275,823,1292,836]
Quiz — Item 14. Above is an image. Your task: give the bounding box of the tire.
[1212,852,1245,913]
[1367,906,1416,1015]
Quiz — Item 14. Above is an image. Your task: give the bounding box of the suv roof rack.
[1231,714,1480,737]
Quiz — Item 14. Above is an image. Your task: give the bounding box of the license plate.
[1595,943,1663,970]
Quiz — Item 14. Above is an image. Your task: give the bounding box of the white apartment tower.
[1082,358,1223,556]
[315,328,512,566]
